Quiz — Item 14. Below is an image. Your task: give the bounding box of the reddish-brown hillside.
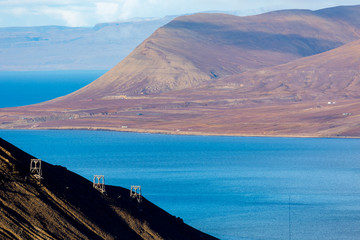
[58,5,360,100]
[2,6,360,137]
[220,38,360,102]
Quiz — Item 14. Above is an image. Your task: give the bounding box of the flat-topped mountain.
[0,137,217,239]
[60,5,360,100]
[2,5,360,137]
[0,16,174,71]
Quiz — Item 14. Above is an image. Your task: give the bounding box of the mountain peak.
[2,6,360,137]
[53,6,360,102]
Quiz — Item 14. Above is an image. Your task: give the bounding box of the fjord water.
[1,130,359,240]
[0,71,105,108]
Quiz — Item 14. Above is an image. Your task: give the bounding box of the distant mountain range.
[0,16,175,71]
[1,5,360,137]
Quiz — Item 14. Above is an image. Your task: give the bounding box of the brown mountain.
[59,5,360,100]
[2,5,360,137]
[219,38,360,102]
[0,137,217,240]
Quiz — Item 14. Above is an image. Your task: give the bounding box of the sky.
[0,0,359,27]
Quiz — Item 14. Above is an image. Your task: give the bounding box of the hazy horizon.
[0,0,359,28]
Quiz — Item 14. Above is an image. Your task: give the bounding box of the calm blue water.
[0,71,105,108]
[1,130,360,240]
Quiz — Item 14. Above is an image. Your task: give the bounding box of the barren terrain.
[2,5,360,137]
[0,137,217,240]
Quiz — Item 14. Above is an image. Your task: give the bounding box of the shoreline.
[1,125,359,139]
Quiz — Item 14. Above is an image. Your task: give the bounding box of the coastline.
[2,125,358,139]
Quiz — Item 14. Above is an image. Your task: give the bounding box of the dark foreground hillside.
[0,137,217,240]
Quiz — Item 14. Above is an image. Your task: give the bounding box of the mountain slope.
[59,5,360,99]
[0,137,217,240]
[220,38,360,102]
[2,6,360,137]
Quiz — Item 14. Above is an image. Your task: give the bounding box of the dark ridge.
[0,137,218,240]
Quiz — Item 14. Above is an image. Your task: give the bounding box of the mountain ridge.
[0,16,175,71]
[57,5,360,99]
[2,5,360,137]
[217,38,360,102]
[0,137,218,240]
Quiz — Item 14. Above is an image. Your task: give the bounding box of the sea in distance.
[1,71,360,239]
[0,70,105,108]
[1,130,360,240]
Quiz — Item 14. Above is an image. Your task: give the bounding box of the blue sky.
[0,0,359,27]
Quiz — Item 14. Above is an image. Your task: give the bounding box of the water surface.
[0,70,105,108]
[1,130,359,240]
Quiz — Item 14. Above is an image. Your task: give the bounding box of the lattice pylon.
[130,185,142,203]
[30,159,42,182]
[93,175,105,194]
